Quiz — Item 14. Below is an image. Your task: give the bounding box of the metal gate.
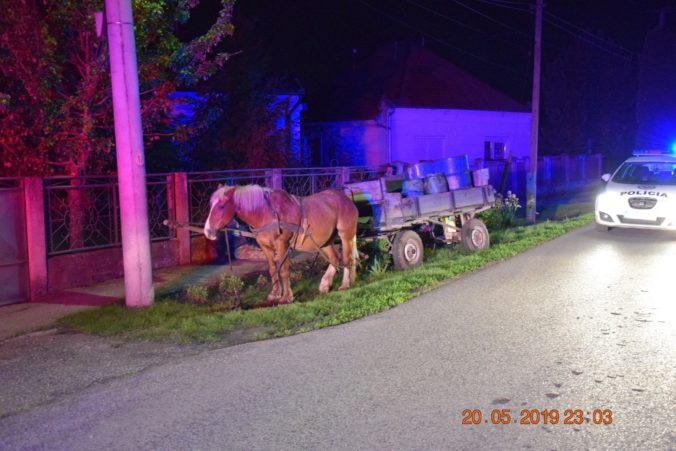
[0,179,28,305]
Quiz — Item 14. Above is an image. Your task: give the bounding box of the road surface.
[1,224,674,449]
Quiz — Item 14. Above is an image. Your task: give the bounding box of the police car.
[595,150,676,231]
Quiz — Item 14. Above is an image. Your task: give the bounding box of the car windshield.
[612,162,676,185]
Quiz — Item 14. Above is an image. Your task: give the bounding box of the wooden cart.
[344,174,495,270]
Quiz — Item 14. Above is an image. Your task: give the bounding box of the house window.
[484,139,509,160]
[493,142,507,160]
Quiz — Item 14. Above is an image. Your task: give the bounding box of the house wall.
[304,108,531,167]
[390,107,532,164]
[302,121,388,167]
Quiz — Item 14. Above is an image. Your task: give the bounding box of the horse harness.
[247,191,345,272]
[248,191,311,247]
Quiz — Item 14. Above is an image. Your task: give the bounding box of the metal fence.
[37,157,598,257]
[186,169,271,230]
[185,167,379,227]
[483,154,603,200]
[44,175,172,255]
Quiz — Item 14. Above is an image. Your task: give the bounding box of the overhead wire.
[543,13,636,61]
[401,0,487,34]
[544,11,638,60]
[450,0,532,39]
[358,0,525,75]
[470,0,532,13]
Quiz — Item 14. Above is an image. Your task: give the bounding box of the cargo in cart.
[344,155,495,270]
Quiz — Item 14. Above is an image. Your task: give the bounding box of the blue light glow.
[671,142,676,153]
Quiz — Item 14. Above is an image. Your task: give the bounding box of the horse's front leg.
[260,244,281,302]
[275,239,293,304]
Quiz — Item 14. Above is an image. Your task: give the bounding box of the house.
[169,87,305,165]
[302,42,531,168]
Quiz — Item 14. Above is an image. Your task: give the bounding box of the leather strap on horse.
[249,192,311,245]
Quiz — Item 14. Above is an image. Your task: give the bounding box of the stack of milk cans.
[385,156,490,197]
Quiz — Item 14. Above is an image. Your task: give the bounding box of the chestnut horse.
[204,184,359,304]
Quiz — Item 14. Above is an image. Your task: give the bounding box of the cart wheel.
[392,230,424,270]
[461,218,490,252]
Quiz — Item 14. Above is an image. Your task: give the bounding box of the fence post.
[595,153,603,177]
[24,177,48,299]
[561,154,570,190]
[172,172,191,265]
[335,167,350,186]
[269,168,283,190]
[542,156,552,196]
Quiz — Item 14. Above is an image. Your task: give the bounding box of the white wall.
[389,107,531,164]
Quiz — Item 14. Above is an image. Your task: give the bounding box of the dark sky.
[186,0,676,112]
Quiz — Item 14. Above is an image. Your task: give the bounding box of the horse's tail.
[350,234,358,285]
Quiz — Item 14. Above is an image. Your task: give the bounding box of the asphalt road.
[1,224,674,450]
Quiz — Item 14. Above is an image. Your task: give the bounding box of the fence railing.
[185,167,375,229]
[44,174,173,255]
[34,156,599,256]
[481,154,603,200]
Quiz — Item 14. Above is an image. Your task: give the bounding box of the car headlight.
[596,192,611,207]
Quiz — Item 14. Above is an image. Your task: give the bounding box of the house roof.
[321,41,529,121]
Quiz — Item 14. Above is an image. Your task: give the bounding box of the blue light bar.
[632,149,673,156]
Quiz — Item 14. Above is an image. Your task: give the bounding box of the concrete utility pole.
[527,0,543,224]
[105,0,154,307]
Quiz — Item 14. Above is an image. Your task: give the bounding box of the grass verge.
[59,215,593,343]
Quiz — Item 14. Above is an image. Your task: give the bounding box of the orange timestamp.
[462,408,613,426]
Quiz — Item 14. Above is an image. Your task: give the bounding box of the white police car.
[595,150,676,231]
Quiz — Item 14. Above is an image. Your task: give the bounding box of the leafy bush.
[369,255,391,276]
[479,191,522,230]
[185,285,209,305]
[218,274,244,308]
[365,239,392,276]
[255,274,268,289]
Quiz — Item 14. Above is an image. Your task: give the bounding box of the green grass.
[59,214,593,343]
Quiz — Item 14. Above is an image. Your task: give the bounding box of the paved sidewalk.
[0,259,270,342]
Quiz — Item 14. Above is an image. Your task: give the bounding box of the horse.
[204,184,359,305]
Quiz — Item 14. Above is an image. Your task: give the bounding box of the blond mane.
[211,184,270,214]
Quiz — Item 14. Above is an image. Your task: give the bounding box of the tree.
[181,7,296,171]
[0,0,236,177]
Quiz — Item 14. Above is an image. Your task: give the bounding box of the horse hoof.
[266,294,281,302]
[278,297,294,305]
[256,299,277,308]
[319,284,330,294]
[338,284,349,291]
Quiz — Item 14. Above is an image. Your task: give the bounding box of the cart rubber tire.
[461,218,490,252]
[392,230,424,270]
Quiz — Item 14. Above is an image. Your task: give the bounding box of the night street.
[1,224,674,449]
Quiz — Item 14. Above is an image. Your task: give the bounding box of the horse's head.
[204,185,237,240]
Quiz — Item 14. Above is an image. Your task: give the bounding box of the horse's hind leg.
[337,232,357,290]
[319,245,340,293]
